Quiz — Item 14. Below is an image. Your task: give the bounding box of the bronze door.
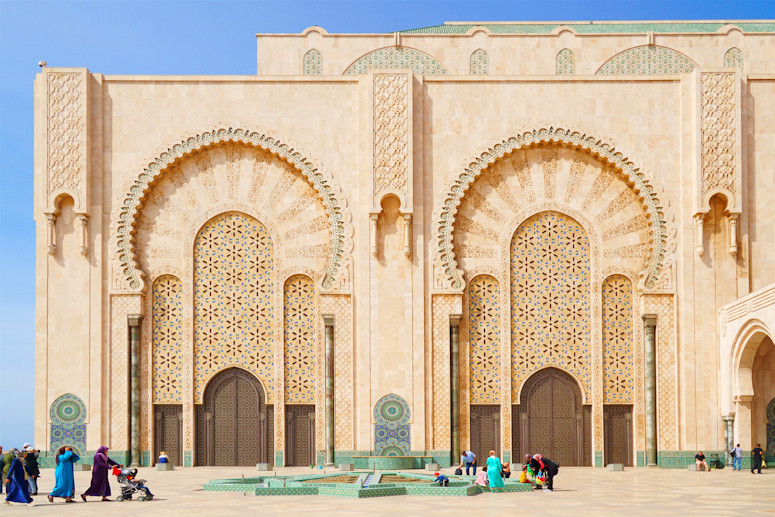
[520,367,590,466]
[286,405,315,466]
[604,405,632,466]
[153,404,182,466]
[470,405,500,464]
[196,368,267,466]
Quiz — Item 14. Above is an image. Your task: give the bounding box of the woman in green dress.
[485,450,504,492]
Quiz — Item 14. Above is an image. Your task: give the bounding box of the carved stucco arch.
[114,125,353,292]
[730,319,774,399]
[432,126,675,291]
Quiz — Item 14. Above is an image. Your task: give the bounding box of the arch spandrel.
[432,127,675,292]
[112,126,353,293]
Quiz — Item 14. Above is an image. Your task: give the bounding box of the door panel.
[153,405,182,466]
[604,405,632,466]
[286,405,315,466]
[470,405,500,464]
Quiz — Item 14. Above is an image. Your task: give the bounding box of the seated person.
[432,472,449,487]
[519,464,530,484]
[501,461,511,479]
[158,451,169,464]
[474,466,488,487]
[695,451,710,472]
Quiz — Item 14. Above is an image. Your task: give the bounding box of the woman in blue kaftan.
[48,447,79,503]
[486,451,505,491]
[4,451,32,505]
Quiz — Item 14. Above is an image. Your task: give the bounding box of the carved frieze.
[47,72,84,199]
[373,73,409,203]
[701,72,736,196]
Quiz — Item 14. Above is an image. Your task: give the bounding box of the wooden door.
[520,367,589,466]
[286,405,315,466]
[154,404,182,466]
[470,405,500,465]
[196,368,266,466]
[604,405,632,466]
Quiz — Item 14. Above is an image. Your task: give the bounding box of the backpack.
[454,468,463,475]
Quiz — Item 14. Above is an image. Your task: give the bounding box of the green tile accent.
[595,450,603,467]
[398,22,775,35]
[596,46,696,75]
[184,450,192,467]
[637,450,645,467]
[343,47,447,75]
[141,450,151,467]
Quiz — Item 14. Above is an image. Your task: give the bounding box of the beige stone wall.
[34,23,775,463]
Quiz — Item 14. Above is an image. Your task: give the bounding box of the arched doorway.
[516,368,590,466]
[196,368,268,466]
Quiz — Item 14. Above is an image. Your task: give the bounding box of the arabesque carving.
[373,73,409,199]
[114,126,353,292]
[432,126,675,291]
[701,72,736,196]
[47,72,83,196]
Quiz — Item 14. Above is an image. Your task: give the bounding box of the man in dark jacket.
[751,444,764,474]
[530,454,559,491]
[23,445,40,495]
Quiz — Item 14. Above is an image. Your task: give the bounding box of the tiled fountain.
[204,471,532,498]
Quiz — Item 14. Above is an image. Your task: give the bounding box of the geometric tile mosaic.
[596,45,696,75]
[344,47,447,75]
[374,393,411,456]
[602,275,634,404]
[50,393,87,456]
[511,211,591,399]
[556,48,575,75]
[153,275,183,403]
[284,274,316,404]
[304,49,323,75]
[470,49,489,75]
[194,212,274,401]
[723,47,743,70]
[468,275,500,403]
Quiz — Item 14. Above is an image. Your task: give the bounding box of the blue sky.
[1,0,773,448]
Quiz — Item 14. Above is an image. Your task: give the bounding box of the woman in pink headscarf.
[81,447,119,501]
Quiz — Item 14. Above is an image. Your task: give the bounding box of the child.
[474,466,488,487]
[433,472,449,487]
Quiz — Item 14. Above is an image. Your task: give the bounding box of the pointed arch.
[114,125,353,292]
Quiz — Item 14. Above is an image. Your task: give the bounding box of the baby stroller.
[111,465,154,502]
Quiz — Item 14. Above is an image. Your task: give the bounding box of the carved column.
[642,314,658,467]
[128,314,143,466]
[76,213,89,256]
[46,213,56,255]
[369,214,378,256]
[402,213,412,257]
[722,414,735,465]
[694,214,705,256]
[728,213,739,255]
[450,314,462,463]
[323,314,335,466]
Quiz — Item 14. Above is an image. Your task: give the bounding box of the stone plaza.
[2,466,773,515]
[33,20,775,475]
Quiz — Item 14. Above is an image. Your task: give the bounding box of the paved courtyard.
[3,466,773,516]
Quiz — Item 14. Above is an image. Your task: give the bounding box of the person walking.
[751,444,764,474]
[4,449,33,506]
[486,450,505,492]
[731,444,743,471]
[459,450,477,475]
[23,445,39,495]
[81,446,119,501]
[2,449,15,494]
[0,447,5,493]
[48,446,80,503]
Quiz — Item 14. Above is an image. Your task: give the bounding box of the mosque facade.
[34,21,775,468]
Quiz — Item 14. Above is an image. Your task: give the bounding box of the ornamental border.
[115,125,353,292]
[432,125,674,291]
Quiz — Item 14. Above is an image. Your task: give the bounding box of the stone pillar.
[733,395,753,448]
[323,314,335,466]
[450,314,462,463]
[45,213,56,255]
[128,314,142,467]
[722,414,735,465]
[694,213,705,256]
[642,314,658,467]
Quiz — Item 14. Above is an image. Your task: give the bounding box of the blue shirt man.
[460,451,477,475]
